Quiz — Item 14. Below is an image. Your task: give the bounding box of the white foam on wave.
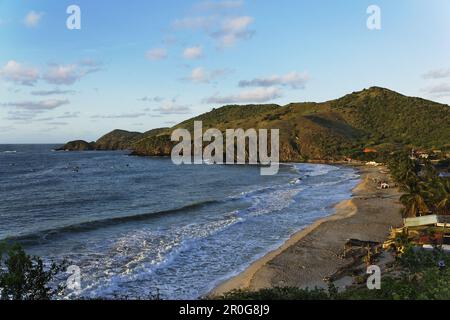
[295,163,340,177]
[243,187,302,217]
[64,163,359,300]
[229,176,305,218]
[71,213,243,299]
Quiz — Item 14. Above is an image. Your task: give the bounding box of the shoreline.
[210,164,403,297]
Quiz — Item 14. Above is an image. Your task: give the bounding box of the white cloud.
[46,121,68,126]
[1,99,69,110]
[423,68,450,79]
[188,67,208,83]
[239,72,310,89]
[4,104,74,122]
[0,60,39,86]
[42,63,100,85]
[24,11,44,28]
[57,111,80,119]
[153,102,191,115]
[32,112,80,122]
[146,48,168,61]
[173,6,255,48]
[6,111,40,121]
[43,64,79,85]
[204,87,282,104]
[1,60,100,87]
[31,89,76,96]
[139,96,164,102]
[223,15,253,32]
[212,16,254,47]
[164,120,178,125]
[91,113,148,119]
[424,83,450,97]
[184,67,231,83]
[183,46,203,59]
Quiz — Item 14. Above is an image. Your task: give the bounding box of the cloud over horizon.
[43,62,101,85]
[423,68,450,79]
[1,99,70,111]
[239,72,310,89]
[424,83,450,97]
[0,60,39,86]
[183,67,231,83]
[0,60,101,87]
[91,113,148,119]
[2,99,70,121]
[31,89,76,96]
[153,101,192,115]
[139,96,164,103]
[204,87,282,104]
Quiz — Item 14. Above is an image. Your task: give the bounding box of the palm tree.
[400,181,432,218]
[436,178,450,215]
[389,156,419,184]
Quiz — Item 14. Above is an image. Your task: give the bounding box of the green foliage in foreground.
[219,248,450,300]
[0,243,67,300]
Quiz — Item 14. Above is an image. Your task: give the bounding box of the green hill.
[95,129,143,150]
[59,87,450,161]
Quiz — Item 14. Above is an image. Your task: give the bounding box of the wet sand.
[211,164,403,296]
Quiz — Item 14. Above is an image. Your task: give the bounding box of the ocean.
[0,144,359,299]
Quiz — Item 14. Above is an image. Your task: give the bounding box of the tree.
[400,181,432,218]
[0,243,67,300]
[436,178,450,215]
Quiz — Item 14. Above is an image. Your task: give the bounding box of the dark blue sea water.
[0,144,359,299]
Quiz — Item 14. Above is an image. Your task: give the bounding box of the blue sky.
[0,0,449,143]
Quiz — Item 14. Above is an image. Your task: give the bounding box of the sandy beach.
[211,164,403,296]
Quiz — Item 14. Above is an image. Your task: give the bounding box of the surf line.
[171,121,280,176]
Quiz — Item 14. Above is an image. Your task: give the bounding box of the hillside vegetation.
[59,87,450,161]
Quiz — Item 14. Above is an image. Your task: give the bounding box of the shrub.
[0,243,67,300]
[219,248,450,300]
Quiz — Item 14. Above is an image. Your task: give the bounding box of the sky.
[0,0,449,143]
